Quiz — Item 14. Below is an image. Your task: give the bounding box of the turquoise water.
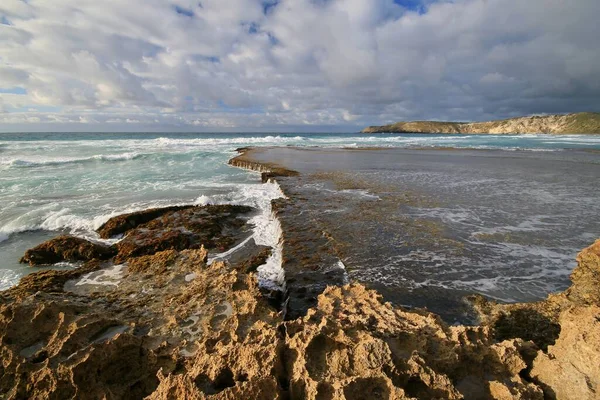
[1,132,599,289]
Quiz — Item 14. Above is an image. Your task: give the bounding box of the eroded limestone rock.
[5,203,600,399]
[1,246,282,399]
[530,305,600,400]
[471,239,600,399]
[283,284,543,400]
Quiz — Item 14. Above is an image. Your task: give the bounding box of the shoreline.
[0,147,597,398]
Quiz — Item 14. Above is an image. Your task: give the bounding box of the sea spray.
[202,179,287,291]
[254,208,285,291]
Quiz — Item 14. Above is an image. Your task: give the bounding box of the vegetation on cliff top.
[362,112,600,134]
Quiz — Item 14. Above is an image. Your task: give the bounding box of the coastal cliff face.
[361,112,600,134]
[1,156,599,398]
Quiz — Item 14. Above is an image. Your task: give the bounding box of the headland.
[362,112,600,134]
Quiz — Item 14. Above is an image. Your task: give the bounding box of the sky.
[0,0,599,132]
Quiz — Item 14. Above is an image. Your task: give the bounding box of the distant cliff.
[361,112,600,134]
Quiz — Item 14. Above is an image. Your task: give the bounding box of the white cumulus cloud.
[0,0,598,131]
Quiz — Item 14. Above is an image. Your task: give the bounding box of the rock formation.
[20,235,115,266]
[19,205,256,268]
[471,239,600,399]
[97,206,197,239]
[110,204,255,263]
[361,112,600,134]
[2,198,600,399]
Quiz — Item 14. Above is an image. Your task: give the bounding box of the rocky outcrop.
[530,305,600,400]
[470,239,600,399]
[1,246,282,399]
[5,203,600,398]
[228,148,299,183]
[20,205,256,268]
[112,204,254,263]
[19,235,116,266]
[97,206,196,239]
[283,284,543,399]
[564,239,600,305]
[362,112,600,134]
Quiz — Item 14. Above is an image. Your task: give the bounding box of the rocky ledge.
[1,187,599,399]
[19,204,255,267]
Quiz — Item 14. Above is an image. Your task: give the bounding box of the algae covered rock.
[19,235,116,266]
[112,204,254,263]
[96,205,196,239]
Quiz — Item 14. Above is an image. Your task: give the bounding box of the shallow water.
[1,132,599,293]
[247,147,600,322]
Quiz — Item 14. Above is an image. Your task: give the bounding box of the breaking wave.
[1,152,143,169]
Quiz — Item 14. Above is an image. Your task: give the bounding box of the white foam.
[249,184,286,291]
[0,269,22,291]
[75,264,126,287]
[1,152,143,169]
[192,179,286,290]
[208,235,253,264]
[255,216,285,291]
[153,135,305,148]
[339,189,381,200]
[195,195,213,206]
[471,214,561,237]
[0,201,194,245]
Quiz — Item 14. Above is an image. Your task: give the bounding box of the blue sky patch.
[191,54,220,63]
[246,22,260,34]
[267,32,279,46]
[174,5,195,18]
[0,87,27,95]
[393,0,428,13]
[262,1,278,15]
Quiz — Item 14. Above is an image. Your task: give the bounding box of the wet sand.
[234,147,600,322]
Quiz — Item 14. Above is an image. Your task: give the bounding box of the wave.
[0,269,23,291]
[0,180,288,291]
[153,135,305,147]
[0,152,144,169]
[0,200,191,244]
[3,134,597,165]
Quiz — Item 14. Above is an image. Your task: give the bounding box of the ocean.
[1,132,599,298]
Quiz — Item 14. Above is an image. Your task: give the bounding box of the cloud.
[0,0,599,131]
